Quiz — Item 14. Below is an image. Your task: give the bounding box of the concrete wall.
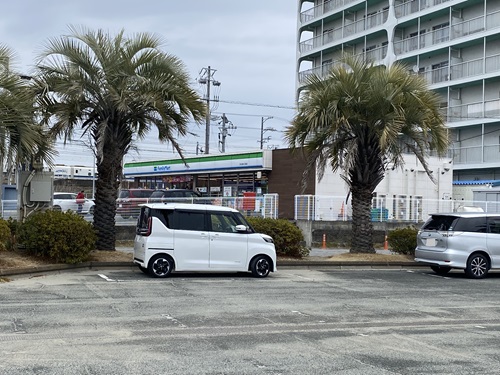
[296,219,423,248]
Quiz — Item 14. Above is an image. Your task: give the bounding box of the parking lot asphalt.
[3,267,500,374]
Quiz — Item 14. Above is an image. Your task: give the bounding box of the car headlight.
[262,236,274,244]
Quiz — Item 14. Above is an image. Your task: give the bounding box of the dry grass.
[0,249,132,270]
[0,246,413,271]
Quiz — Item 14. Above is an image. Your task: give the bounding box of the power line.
[218,99,295,110]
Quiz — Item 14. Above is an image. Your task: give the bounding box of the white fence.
[1,194,279,221]
[295,195,499,222]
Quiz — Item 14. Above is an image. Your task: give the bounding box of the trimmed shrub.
[387,226,418,255]
[4,218,20,251]
[246,217,310,258]
[0,219,11,252]
[17,210,97,264]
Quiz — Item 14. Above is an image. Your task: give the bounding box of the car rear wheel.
[148,254,174,278]
[89,206,95,215]
[430,266,451,276]
[250,256,271,278]
[53,205,62,212]
[465,253,489,279]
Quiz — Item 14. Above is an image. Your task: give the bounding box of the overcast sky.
[1,0,298,166]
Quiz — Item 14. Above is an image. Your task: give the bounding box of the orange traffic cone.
[322,234,327,249]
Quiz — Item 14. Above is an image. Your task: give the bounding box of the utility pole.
[196,142,204,155]
[259,116,276,149]
[218,113,236,153]
[198,66,220,154]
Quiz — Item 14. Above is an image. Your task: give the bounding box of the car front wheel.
[250,256,271,278]
[148,254,174,278]
[465,253,489,279]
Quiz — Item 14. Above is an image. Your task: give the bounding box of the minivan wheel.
[250,256,271,278]
[465,254,489,279]
[430,266,451,276]
[148,255,173,278]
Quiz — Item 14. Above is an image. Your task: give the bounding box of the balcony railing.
[394,10,500,55]
[299,9,389,55]
[448,98,500,123]
[300,0,361,24]
[394,0,451,19]
[298,45,388,84]
[417,53,500,86]
[452,144,500,165]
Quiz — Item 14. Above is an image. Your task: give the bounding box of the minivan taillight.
[141,217,152,236]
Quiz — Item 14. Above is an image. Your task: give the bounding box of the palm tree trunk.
[350,187,375,253]
[93,151,121,250]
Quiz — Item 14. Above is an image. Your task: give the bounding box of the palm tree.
[0,45,53,187]
[286,57,449,253]
[35,27,206,250]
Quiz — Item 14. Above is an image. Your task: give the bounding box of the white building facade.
[297,0,500,187]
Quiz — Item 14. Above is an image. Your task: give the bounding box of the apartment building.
[297,0,500,184]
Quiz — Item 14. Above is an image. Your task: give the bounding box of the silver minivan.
[133,203,277,278]
[415,212,500,278]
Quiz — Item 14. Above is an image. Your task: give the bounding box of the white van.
[133,203,277,278]
[415,212,500,278]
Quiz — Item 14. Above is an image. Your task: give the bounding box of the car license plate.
[426,238,437,246]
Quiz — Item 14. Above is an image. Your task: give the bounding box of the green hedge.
[387,226,418,255]
[0,219,11,252]
[246,217,309,258]
[17,210,97,264]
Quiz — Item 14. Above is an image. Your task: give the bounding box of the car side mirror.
[235,225,248,233]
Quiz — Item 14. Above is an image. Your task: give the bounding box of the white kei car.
[53,192,95,215]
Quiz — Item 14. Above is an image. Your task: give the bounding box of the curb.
[0,261,429,277]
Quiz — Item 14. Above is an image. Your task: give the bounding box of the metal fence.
[294,195,498,222]
[1,194,279,221]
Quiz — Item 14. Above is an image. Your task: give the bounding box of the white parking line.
[98,274,116,282]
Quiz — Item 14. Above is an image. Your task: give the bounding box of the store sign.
[124,151,271,177]
[154,165,171,172]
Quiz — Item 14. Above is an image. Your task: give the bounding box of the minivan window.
[234,212,255,233]
[453,217,487,233]
[488,217,500,234]
[171,210,206,231]
[422,215,458,231]
[210,213,240,233]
